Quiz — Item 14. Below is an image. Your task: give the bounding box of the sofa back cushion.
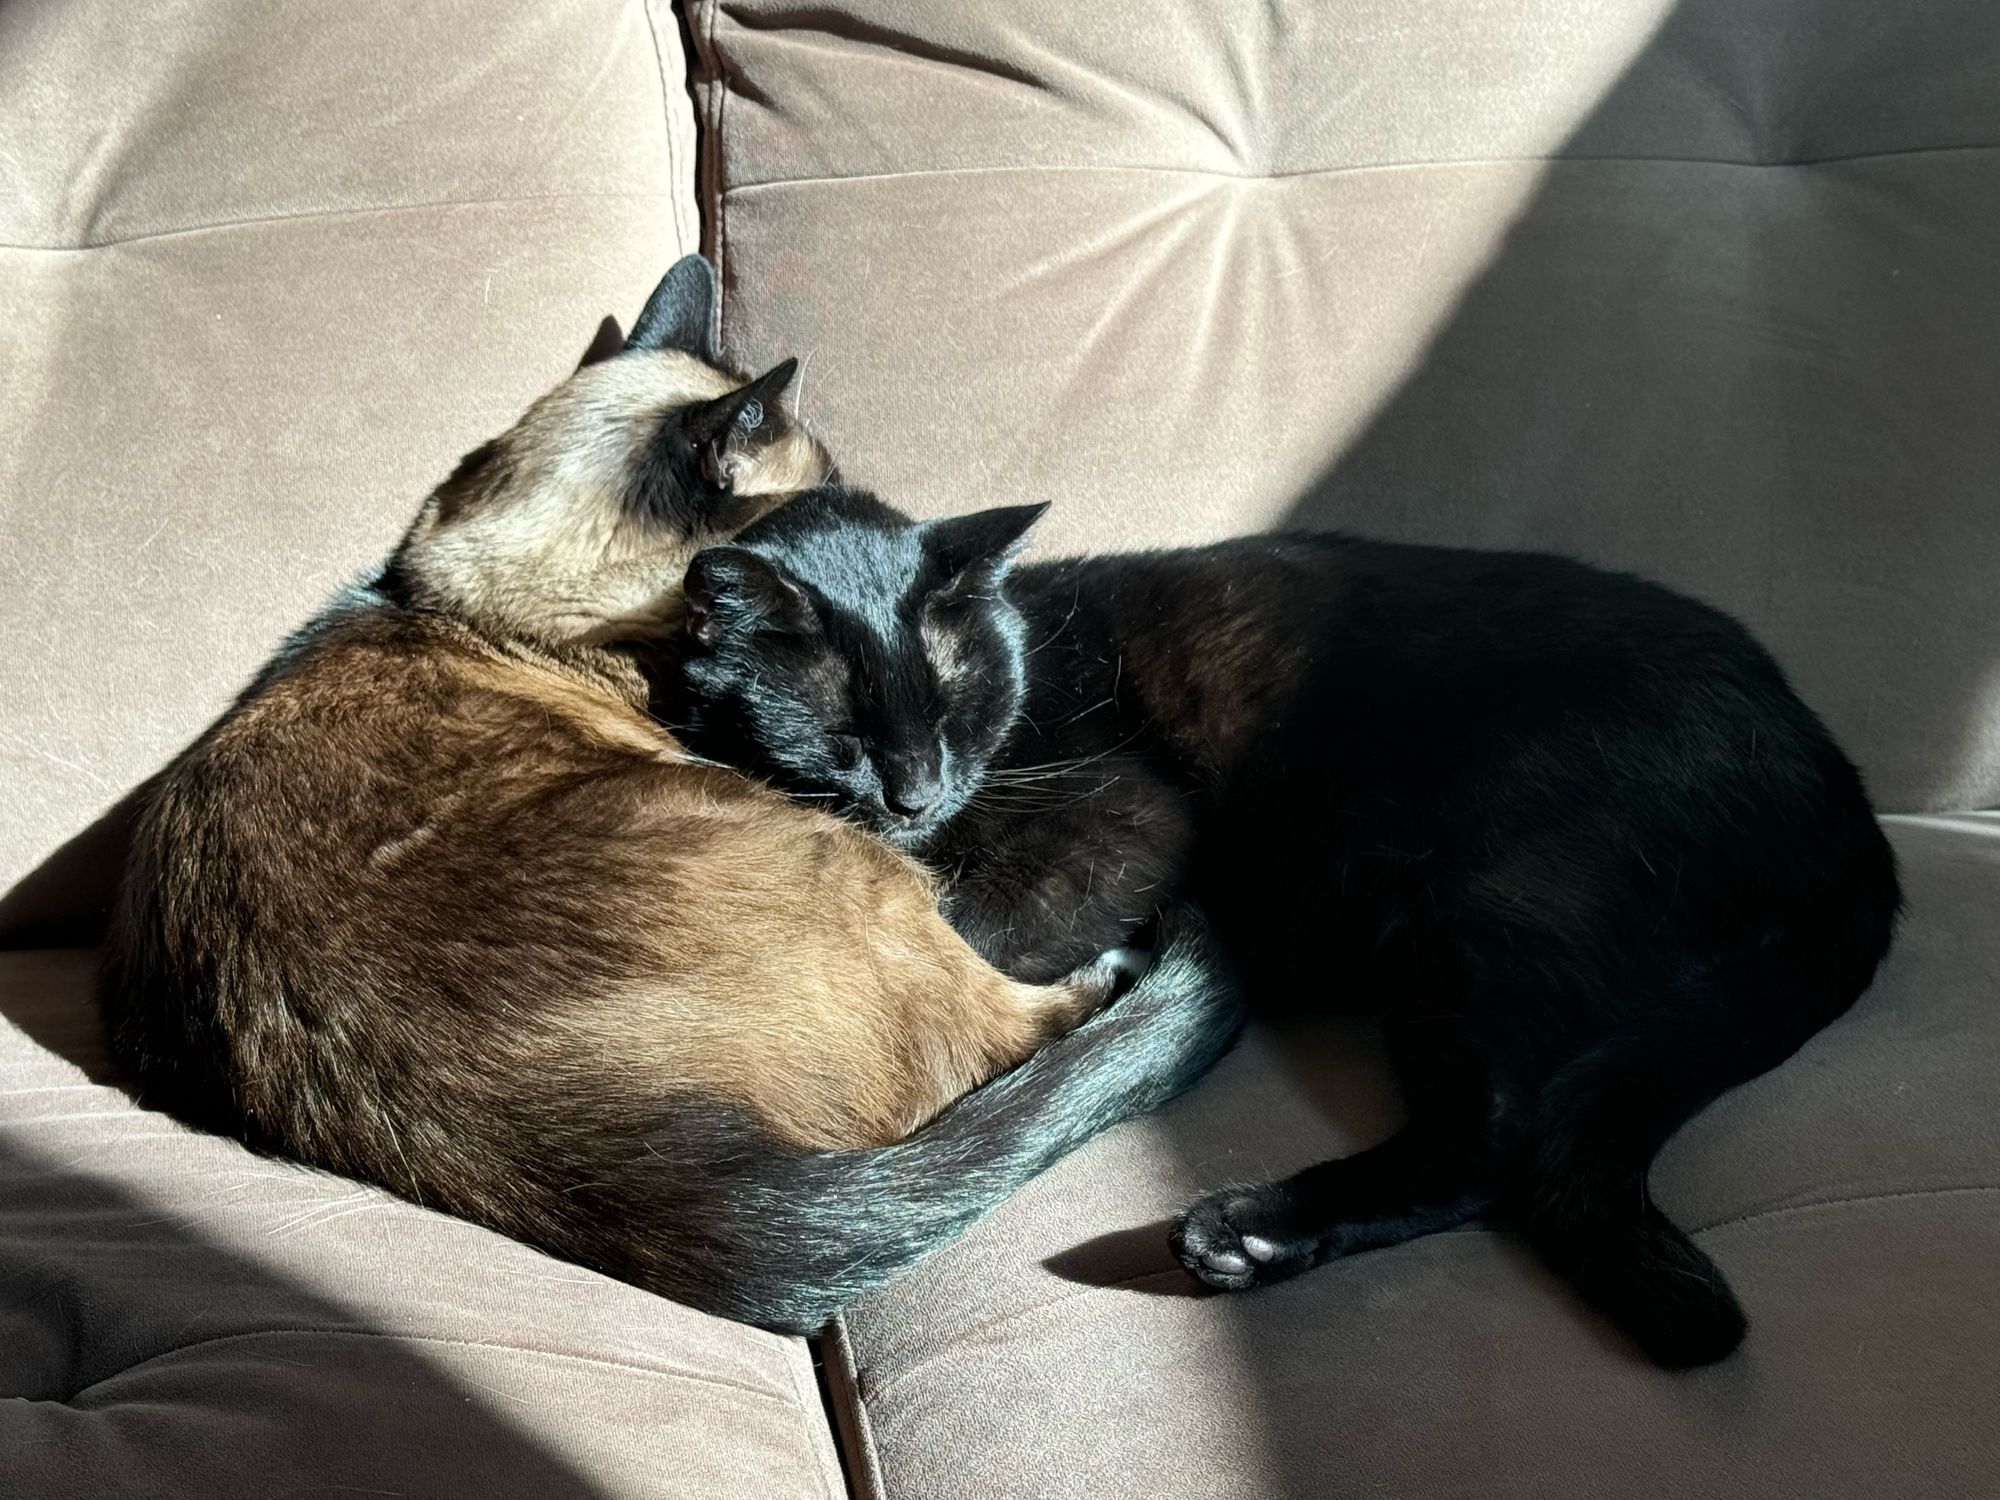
[0,0,700,925]
[693,0,2000,813]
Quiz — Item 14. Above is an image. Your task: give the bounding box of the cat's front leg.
[1171,1123,1497,1290]
[931,780,1195,985]
[940,874,1145,987]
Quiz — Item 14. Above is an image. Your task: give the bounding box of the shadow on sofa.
[4,3,1996,1494]
[0,1135,611,1495]
[1019,1,2000,1489]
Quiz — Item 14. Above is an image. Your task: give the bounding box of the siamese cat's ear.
[682,358,800,491]
[683,546,815,646]
[923,503,1050,587]
[627,254,720,359]
[577,315,625,369]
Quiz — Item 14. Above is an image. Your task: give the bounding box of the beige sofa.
[3,2,1997,1495]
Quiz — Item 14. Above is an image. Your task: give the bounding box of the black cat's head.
[670,487,1047,846]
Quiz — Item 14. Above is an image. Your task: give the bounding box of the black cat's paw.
[1170,1186,1320,1292]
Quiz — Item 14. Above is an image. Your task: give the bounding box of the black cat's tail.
[644,903,1242,1333]
[1521,835,1900,1368]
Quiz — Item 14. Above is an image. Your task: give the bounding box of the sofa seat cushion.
[0,951,848,1500]
[693,0,2000,813]
[0,0,700,916]
[832,815,2000,1498]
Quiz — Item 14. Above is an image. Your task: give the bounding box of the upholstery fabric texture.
[829,816,2000,1499]
[0,950,848,1500]
[0,0,700,920]
[6,0,1998,1495]
[0,6,852,1497]
[693,2,2000,1494]
[692,0,2000,816]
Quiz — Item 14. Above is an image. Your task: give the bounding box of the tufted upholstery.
[0,0,701,918]
[696,0,2000,816]
[691,1,2000,1494]
[5,1,1998,1495]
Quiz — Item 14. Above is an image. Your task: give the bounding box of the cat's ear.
[577,315,625,369]
[626,254,719,359]
[923,503,1050,586]
[682,358,800,491]
[683,546,814,646]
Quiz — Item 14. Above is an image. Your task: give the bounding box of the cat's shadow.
[1043,1011,1403,1296]
[1042,1215,1210,1295]
[0,784,150,1088]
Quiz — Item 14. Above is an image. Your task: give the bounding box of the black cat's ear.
[682,546,813,646]
[626,255,719,359]
[682,358,799,491]
[923,503,1050,584]
[577,315,625,369]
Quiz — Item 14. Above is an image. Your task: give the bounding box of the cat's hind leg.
[1514,901,1905,1369]
[1513,1006,1769,1368]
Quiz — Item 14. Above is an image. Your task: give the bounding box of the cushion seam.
[706,0,731,330]
[820,1319,887,1500]
[63,1326,812,1411]
[0,190,678,255]
[719,139,2000,197]
[1692,1181,2000,1236]
[789,1337,845,1500]
[642,0,691,252]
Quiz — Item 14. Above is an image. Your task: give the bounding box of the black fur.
[656,485,1902,1366]
[626,254,721,359]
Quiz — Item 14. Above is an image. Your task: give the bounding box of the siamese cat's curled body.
[658,484,1901,1367]
[99,260,1241,1332]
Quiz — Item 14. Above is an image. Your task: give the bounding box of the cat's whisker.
[980,732,1146,789]
[791,352,811,420]
[1022,586,1082,658]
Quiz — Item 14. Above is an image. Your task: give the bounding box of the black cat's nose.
[883,771,943,819]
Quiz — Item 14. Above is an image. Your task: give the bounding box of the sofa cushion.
[0,0,699,917]
[0,949,849,1500]
[691,0,2000,814]
[830,814,2000,1498]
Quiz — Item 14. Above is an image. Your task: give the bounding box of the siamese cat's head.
[386,255,830,648]
[663,486,1046,847]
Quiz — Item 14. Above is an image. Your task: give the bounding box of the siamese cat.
[99,259,1241,1334]
[656,482,1901,1367]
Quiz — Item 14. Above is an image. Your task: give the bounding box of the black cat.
[655,484,1901,1368]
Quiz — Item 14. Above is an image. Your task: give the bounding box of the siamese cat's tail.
[669,903,1242,1333]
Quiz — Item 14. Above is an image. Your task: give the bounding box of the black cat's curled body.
[656,484,1901,1368]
